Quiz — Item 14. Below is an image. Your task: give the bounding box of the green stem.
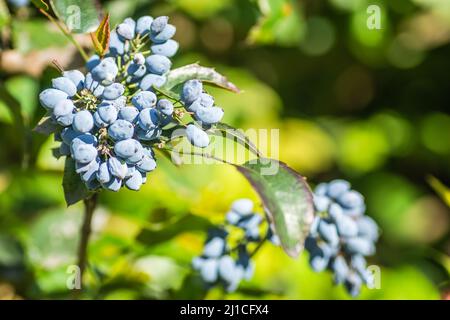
[249,233,268,258]
[160,147,233,165]
[75,193,98,297]
[39,9,89,62]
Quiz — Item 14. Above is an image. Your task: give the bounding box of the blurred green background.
[0,0,449,299]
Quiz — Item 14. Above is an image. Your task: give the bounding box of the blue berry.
[150,16,168,34]
[344,237,375,256]
[187,93,214,112]
[231,199,253,216]
[109,31,126,56]
[138,108,159,130]
[39,89,68,110]
[314,195,331,212]
[132,91,157,109]
[114,139,142,160]
[345,273,362,298]
[105,96,127,109]
[195,106,224,125]
[338,191,364,209]
[80,158,100,182]
[52,77,77,97]
[72,143,97,164]
[63,70,85,91]
[156,99,174,116]
[53,100,74,117]
[186,124,209,148]
[102,83,125,100]
[135,127,161,141]
[203,237,226,258]
[332,256,349,284]
[136,155,156,172]
[72,110,94,133]
[151,24,176,44]
[318,220,339,247]
[116,22,134,40]
[226,210,241,225]
[151,39,179,57]
[108,119,134,141]
[145,55,172,75]
[97,161,111,184]
[97,103,118,125]
[118,106,139,123]
[357,216,379,241]
[125,170,143,190]
[108,157,128,179]
[105,177,122,192]
[327,179,351,198]
[334,214,358,238]
[91,57,118,85]
[86,55,100,71]
[127,63,147,79]
[139,74,166,91]
[136,16,153,36]
[181,80,202,105]
[200,259,219,283]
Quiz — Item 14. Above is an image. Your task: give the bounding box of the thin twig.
[160,147,233,165]
[75,193,98,297]
[39,9,89,62]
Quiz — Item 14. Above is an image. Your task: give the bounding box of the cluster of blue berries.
[192,199,268,292]
[107,16,178,91]
[306,179,379,297]
[39,15,227,191]
[181,80,224,148]
[38,16,183,192]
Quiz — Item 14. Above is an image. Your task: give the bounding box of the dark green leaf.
[52,147,63,159]
[50,0,100,34]
[235,158,314,257]
[212,123,262,157]
[31,0,49,11]
[12,20,69,53]
[162,63,240,94]
[0,84,24,131]
[153,86,181,101]
[62,157,91,206]
[0,0,10,29]
[137,214,214,246]
[33,116,58,135]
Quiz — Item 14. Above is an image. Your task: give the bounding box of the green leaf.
[12,19,69,53]
[247,0,305,46]
[153,86,181,101]
[235,158,314,257]
[90,13,110,58]
[137,214,214,246]
[62,157,91,206]
[0,83,25,133]
[0,0,10,29]
[162,63,241,94]
[50,0,100,34]
[212,122,262,157]
[33,116,59,135]
[427,175,450,208]
[31,0,49,11]
[5,76,39,123]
